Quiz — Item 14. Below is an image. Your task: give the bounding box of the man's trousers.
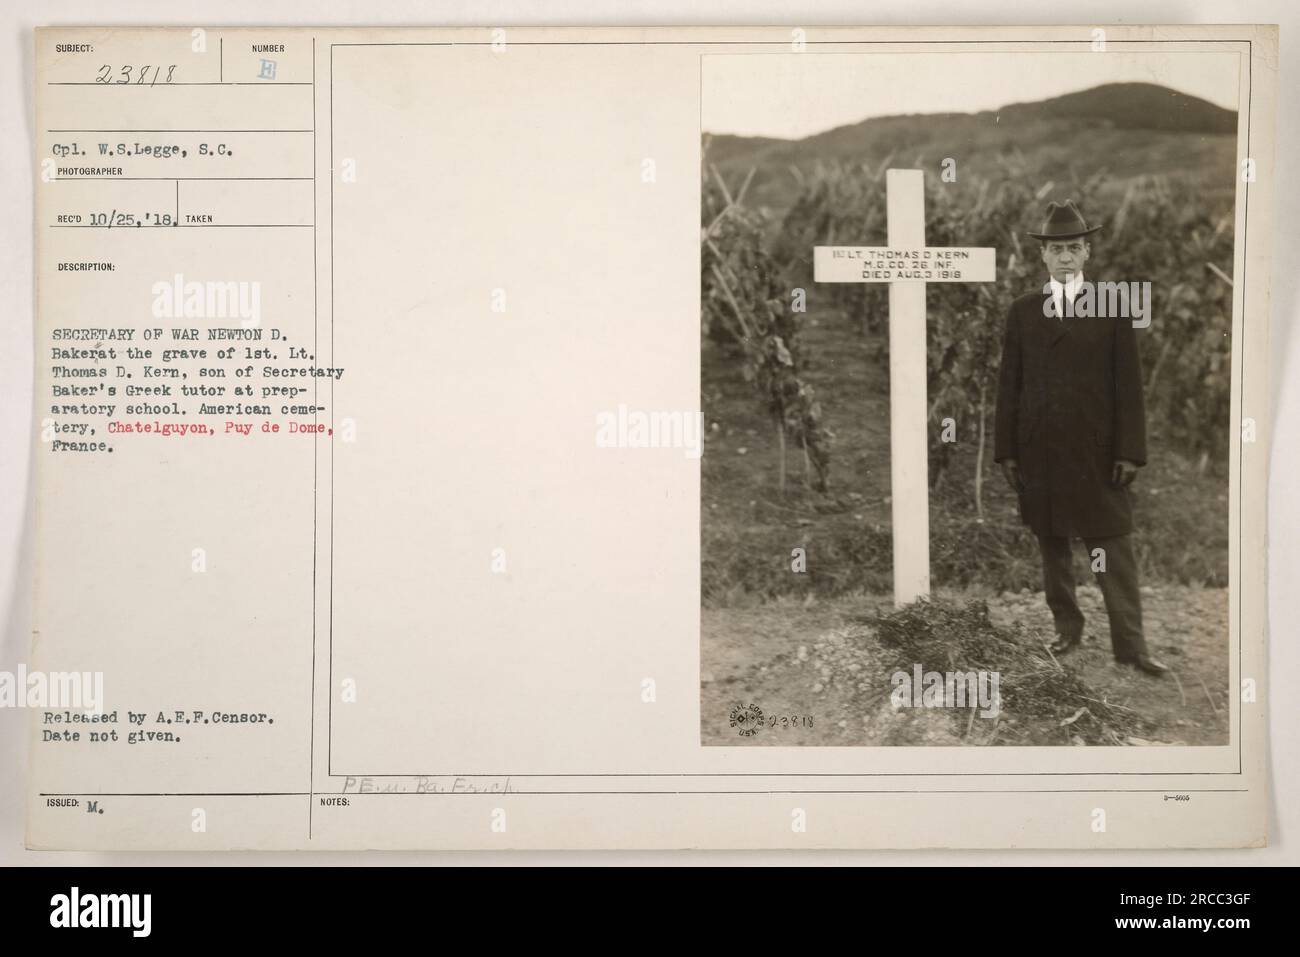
[1035,533,1150,661]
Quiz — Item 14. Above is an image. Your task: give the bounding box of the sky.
[702,50,1242,139]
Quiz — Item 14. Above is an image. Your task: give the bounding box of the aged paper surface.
[27,25,1274,849]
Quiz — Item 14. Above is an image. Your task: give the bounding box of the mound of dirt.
[701,587,1228,746]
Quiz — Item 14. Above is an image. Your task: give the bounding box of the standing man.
[993,200,1167,676]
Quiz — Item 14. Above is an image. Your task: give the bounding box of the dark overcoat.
[992,288,1147,538]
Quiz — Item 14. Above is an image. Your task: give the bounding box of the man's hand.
[1112,459,1140,488]
[1000,459,1024,493]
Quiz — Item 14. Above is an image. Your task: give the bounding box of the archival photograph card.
[27,24,1274,850]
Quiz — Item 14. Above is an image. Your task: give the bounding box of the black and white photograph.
[700,50,1241,747]
[7,13,1283,866]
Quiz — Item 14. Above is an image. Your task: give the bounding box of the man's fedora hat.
[1027,200,1103,240]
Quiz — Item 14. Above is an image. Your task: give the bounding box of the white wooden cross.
[813,169,996,606]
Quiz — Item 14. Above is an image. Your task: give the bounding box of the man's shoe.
[1133,654,1169,676]
[1049,635,1081,656]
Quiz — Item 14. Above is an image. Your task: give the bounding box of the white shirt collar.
[1049,271,1084,318]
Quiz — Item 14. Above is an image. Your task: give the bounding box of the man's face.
[1041,238,1090,282]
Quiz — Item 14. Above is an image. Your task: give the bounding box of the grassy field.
[701,296,1230,605]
